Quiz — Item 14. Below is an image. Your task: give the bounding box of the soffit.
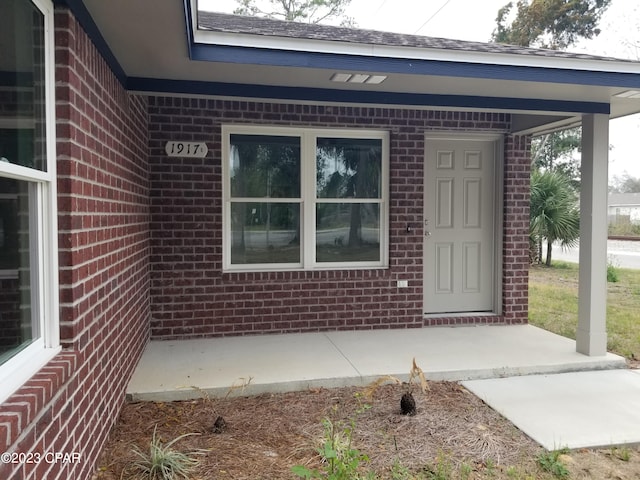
[78,0,640,125]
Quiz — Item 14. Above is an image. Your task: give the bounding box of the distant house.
[2,0,640,479]
[609,193,640,224]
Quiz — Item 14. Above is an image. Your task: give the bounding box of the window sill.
[0,349,79,452]
[223,264,389,273]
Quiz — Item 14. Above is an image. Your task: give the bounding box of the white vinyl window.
[222,125,389,271]
[0,0,59,404]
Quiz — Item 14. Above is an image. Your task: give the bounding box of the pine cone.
[400,392,416,416]
[212,415,227,433]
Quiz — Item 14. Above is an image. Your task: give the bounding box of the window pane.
[0,0,46,171]
[0,180,19,270]
[316,138,381,199]
[231,202,300,265]
[229,135,300,198]
[0,178,38,365]
[316,203,380,263]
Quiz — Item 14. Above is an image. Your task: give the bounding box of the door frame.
[423,132,504,317]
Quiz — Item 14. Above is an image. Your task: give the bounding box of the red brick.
[2,7,150,480]
[148,99,529,337]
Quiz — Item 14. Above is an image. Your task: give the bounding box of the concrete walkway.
[464,370,640,449]
[547,239,640,269]
[127,325,640,449]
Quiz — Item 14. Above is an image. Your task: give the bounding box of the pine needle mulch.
[93,381,544,479]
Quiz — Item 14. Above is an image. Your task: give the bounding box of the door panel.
[424,138,496,314]
[435,243,453,294]
[436,178,453,228]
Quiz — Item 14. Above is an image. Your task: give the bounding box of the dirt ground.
[93,381,640,479]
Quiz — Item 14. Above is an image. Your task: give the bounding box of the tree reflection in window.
[316,138,382,262]
[229,135,301,265]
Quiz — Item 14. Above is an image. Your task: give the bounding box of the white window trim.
[222,125,389,272]
[0,0,60,405]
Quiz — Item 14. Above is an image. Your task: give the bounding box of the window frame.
[222,125,389,272]
[0,0,60,404]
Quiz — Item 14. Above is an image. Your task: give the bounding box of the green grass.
[529,261,640,360]
[536,449,570,479]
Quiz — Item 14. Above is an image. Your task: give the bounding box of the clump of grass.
[611,446,631,462]
[390,458,412,479]
[459,462,473,479]
[291,411,375,480]
[607,259,620,283]
[551,261,573,270]
[536,449,570,479]
[132,425,207,480]
[361,358,429,403]
[422,452,454,479]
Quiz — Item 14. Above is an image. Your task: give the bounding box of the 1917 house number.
[165,141,208,158]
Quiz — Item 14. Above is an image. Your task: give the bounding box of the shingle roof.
[610,193,640,206]
[198,11,631,63]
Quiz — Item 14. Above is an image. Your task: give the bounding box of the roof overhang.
[56,0,640,134]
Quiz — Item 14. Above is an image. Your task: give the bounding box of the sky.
[200,0,640,182]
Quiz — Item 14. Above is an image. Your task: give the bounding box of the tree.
[530,169,580,266]
[492,0,612,50]
[531,128,582,187]
[492,1,612,185]
[234,0,354,25]
[610,172,640,193]
[492,0,612,264]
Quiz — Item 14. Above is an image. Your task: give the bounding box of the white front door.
[423,136,497,314]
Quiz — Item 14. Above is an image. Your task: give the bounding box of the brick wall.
[0,8,150,480]
[148,99,529,338]
[502,135,532,323]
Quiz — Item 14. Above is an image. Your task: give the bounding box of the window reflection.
[0,0,46,367]
[316,203,380,263]
[0,178,36,364]
[230,135,300,198]
[316,138,381,199]
[231,203,300,265]
[0,0,46,171]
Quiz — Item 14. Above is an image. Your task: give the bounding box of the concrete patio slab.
[127,325,625,402]
[127,333,361,401]
[463,370,640,450]
[324,324,624,383]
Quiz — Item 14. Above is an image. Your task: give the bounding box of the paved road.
[546,240,640,269]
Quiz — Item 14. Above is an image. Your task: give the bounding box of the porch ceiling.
[73,0,640,133]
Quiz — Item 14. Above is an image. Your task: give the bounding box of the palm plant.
[530,168,580,266]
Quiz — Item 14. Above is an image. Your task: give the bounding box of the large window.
[223,126,389,271]
[0,0,59,403]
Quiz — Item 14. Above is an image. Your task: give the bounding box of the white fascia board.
[193,28,640,75]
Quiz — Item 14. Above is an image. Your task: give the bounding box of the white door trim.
[423,132,504,317]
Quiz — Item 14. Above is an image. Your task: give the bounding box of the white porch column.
[576,114,609,356]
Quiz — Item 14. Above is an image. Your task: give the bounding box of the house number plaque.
[165,141,208,158]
